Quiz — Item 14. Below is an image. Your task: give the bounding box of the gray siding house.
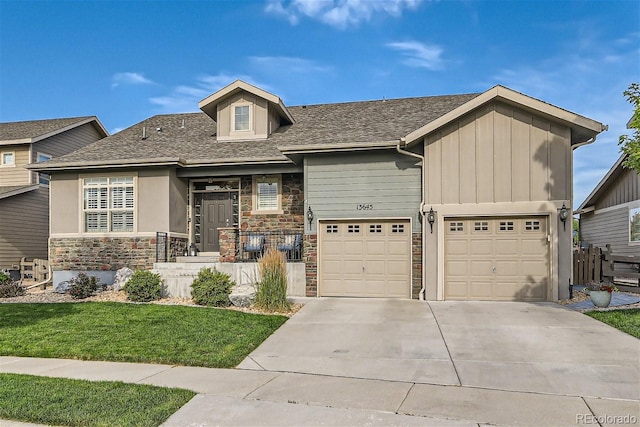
[30,81,605,301]
[577,154,640,257]
[0,117,108,270]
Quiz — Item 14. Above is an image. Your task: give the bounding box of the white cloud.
[148,73,269,113]
[265,0,423,29]
[386,40,444,70]
[111,72,154,88]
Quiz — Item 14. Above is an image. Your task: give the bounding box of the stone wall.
[412,232,422,299]
[49,236,187,272]
[303,233,318,296]
[240,173,304,231]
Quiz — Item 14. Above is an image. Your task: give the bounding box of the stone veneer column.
[412,232,423,299]
[303,233,317,296]
[218,228,237,262]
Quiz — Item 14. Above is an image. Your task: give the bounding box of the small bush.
[67,273,101,300]
[191,267,235,307]
[0,271,11,285]
[0,281,26,298]
[123,270,162,302]
[255,248,290,312]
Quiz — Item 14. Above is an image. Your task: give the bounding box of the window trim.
[251,174,282,214]
[231,102,252,134]
[36,152,52,185]
[1,151,15,167]
[80,175,137,234]
[630,206,640,243]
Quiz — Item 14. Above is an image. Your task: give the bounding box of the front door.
[201,193,232,252]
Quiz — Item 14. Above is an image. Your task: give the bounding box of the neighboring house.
[29,81,605,301]
[0,117,108,270]
[577,154,640,256]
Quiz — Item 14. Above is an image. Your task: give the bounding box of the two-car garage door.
[444,216,549,301]
[319,219,411,298]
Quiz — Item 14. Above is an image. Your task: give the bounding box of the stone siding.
[240,173,304,232]
[303,233,318,296]
[49,236,186,272]
[412,232,423,299]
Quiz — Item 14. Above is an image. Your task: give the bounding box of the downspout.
[396,138,427,301]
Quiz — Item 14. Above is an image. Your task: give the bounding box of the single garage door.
[444,216,549,301]
[319,219,411,298]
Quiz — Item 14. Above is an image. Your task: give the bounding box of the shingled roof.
[0,116,107,144]
[32,92,481,170]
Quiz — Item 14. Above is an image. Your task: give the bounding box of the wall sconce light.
[307,206,314,224]
[427,207,435,233]
[559,203,569,231]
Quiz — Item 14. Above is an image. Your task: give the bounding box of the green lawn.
[0,373,195,427]
[586,308,640,338]
[0,302,288,367]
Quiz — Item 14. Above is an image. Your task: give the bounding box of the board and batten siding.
[581,206,640,257]
[305,151,422,232]
[595,168,640,210]
[0,186,49,269]
[425,102,571,205]
[0,145,31,186]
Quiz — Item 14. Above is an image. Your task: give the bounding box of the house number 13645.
[356,203,374,210]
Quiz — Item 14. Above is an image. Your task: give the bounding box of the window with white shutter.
[253,175,281,212]
[83,177,135,232]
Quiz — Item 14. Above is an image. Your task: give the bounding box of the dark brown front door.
[201,193,232,252]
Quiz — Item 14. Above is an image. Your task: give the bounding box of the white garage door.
[319,219,411,298]
[444,216,549,301]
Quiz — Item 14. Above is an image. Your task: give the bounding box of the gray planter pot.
[590,290,612,308]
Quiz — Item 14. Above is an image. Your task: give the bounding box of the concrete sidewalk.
[2,299,639,426]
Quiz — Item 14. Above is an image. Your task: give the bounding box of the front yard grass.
[0,373,195,427]
[586,308,640,338]
[0,302,288,368]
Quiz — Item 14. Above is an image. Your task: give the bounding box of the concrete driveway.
[231,298,639,426]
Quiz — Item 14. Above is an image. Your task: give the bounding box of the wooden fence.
[573,245,602,286]
[19,257,49,282]
[573,244,640,286]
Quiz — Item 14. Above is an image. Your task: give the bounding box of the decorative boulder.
[229,284,256,308]
[112,267,134,291]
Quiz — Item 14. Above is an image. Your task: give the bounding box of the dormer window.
[234,104,250,131]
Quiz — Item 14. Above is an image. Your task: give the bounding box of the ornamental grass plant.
[255,248,291,312]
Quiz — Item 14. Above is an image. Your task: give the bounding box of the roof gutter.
[396,137,427,301]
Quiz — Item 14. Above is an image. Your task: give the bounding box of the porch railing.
[156,232,168,262]
[237,230,304,262]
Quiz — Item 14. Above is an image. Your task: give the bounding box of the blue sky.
[1,0,638,207]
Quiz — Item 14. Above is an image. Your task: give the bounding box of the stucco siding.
[217,92,269,140]
[50,173,80,234]
[425,102,571,205]
[581,206,640,257]
[305,151,422,232]
[169,168,188,233]
[0,186,49,268]
[138,169,170,233]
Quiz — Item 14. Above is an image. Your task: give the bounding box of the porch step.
[175,256,219,263]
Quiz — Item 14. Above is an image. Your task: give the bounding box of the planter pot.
[590,290,612,308]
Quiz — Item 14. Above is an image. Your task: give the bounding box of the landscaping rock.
[112,267,134,291]
[229,284,255,308]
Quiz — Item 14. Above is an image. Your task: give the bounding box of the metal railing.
[237,230,304,262]
[156,232,168,262]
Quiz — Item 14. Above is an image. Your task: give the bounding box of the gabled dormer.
[198,80,295,141]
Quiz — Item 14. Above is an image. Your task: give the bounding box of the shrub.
[191,267,235,307]
[0,271,11,285]
[122,270,162,302]
[0,281,26,298]
[67,273,101,300]
[255,248,290,312]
